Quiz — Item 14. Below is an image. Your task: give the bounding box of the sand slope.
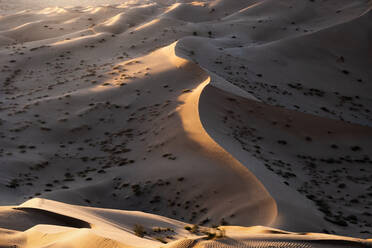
[0,198,371,248]
[0,0,371,246]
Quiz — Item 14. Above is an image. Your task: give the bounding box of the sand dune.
[0,0,371,247]
[1,198,371,248]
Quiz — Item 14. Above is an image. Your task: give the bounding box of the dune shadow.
[5,207,92,231]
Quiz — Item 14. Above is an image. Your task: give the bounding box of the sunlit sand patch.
[163,3,181,14]
[37,7,69,15]
[50,32,100,46]
[134,18,160,31]
[190,2,207,7]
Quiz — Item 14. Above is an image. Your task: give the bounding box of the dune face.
[0,0,371,247]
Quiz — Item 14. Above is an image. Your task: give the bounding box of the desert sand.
[0,0,371,247]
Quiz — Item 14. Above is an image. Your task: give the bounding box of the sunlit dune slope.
[0,198,371,248]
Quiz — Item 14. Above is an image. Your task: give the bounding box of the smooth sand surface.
[0,198,371,248]
[0,0,371,247]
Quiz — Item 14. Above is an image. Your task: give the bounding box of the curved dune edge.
[120,41,279,226]
[172,41,282,227]
[173,43,324,232]
[170,42,277,226]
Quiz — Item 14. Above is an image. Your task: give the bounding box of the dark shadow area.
[0,207,90,231]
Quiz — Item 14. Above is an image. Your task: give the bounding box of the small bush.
[203,228,226,240]
[186,225,226,239]
[6,178,19,188]
[184,224,199,233]
[216,228,226,238]
[155,237,167,244]
[152,227,173,233]
[134,224,146,237]
[205,232,216,240]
